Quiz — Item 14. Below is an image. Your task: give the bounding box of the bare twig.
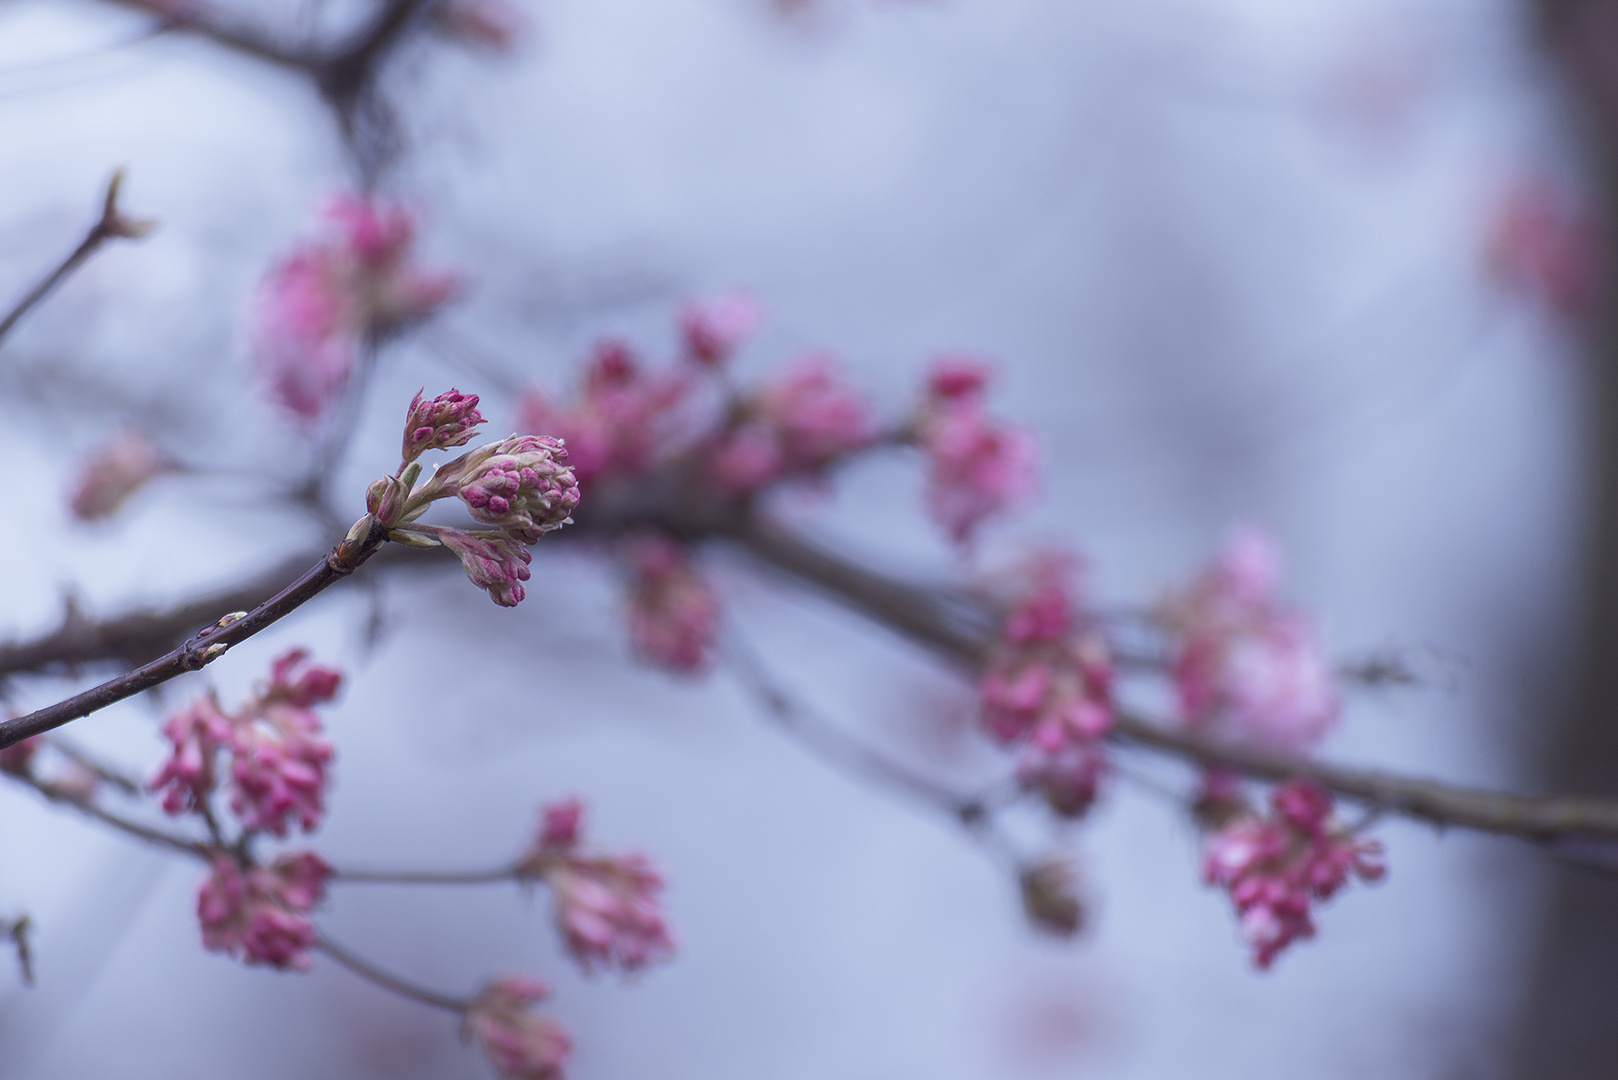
[330,865,519,885]
[0,517,390,750]
[315,934,471,1013]
[0,170,153,350]
[5,770,207,859]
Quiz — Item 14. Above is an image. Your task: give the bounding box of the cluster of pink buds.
[624,536,721,672]
[708,353,875,494]
[149,649,340,836]
[68,428,177,521]
[463,977,572,1080]
[1159,527,1338,755]
[1203,779,1385,969]
[518,798,675,974]
[517,340,691,485]
[430,0,524,49]
[979,556,1114,817]
[197,852,332,970]
[253,194,458,427]
[913,357,1039,545]
[372,389,580,607]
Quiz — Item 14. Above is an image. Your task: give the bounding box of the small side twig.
[330,865,520,886]
[0,517,391,750]
[0,170,154,350]
[5,770,207,859]
[315,934,471,1013]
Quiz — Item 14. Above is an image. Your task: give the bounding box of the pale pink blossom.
[463,977,572,1080]
[1162,527,1338,754]
[708,353,874,494]
[978,558,1113,817]
[916,359,1038,544]
[625,537,721,673]
[197,852,331,970]
[679,290,761,368]
[519,798,675,974]
[1203,779,1385,969]
[69,428,176,521]
[149,694,234,816]
[437,528,534,607]
[516,340,689,484]
[1488,176,1604,325]
[254,194,458,427]
[402,387,486,463]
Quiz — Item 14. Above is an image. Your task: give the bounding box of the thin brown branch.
[722,514,1618,845]
[0,170,153,350]
[330,865,519,885]
[0,517,391,750]
[5,770,207,859]
[315,934,471,1013]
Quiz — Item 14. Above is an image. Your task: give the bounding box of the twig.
[0,170,153,350]
[330,865,519,885]
[6,771,207,859]
[315,934,471,1013]
[0,517,391,750]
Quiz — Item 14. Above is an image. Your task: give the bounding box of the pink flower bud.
[68,428,175,521]
[432,0,524,49]
[915,365,1038,544]
[402,387,486,464]
[449,435,581,543]
[0,735,41,777]
[537,798,584,851]
[149,695,234,817]
[463,977,572,1080]
[625,537,721,673]
[679,291,761,368]
[925,355,993,402]
[438,528,534,607]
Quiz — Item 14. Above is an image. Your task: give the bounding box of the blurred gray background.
[0,0,1590,1076]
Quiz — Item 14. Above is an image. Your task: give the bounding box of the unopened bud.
[401,387,486,464]
[1019,858,1085,938]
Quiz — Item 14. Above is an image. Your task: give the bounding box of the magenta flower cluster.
[1160,527,1338,755]
[979,557,1115,817]
[198,852,333,971]
[372,389,581,607]
[1203,779,1386,969]
[915,358,1040,545]
[519,798,675,975]
[253,194,458,427]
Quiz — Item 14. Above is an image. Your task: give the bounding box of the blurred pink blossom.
[1203,779,1384,969]
[197,852,331,970]
[916,357,1038,545]
[679,290,761,368]
[432,0,524,50]
[149,695,235,816]
[254,194,458,427]
[68,428,176,521]
[979,557,1114,817]
[625,536,721,673]
[519,798,675,974]
[1161,527,1337,755]
[1488,176,1605,327]
[709,353,874,494]
[463,977,572,1080]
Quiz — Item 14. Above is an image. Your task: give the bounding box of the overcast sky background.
[0,0,1591,1076]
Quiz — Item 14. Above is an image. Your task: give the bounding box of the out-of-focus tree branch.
[0,170,152,351]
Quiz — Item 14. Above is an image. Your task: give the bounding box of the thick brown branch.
[0,170,153,351]
[0,518,390,750]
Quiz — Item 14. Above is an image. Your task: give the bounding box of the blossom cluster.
[518,797,675,974]
[1202,779,1386,969]
[372,388,581,607]
[978,557,1114,817]
[254,194,458,427]
[145,651,340,969]
[197,852,332,970]
[1159,527,1338,756]
[68,428,176,522]
[463,977,572,1080]
[625,536,721,673]
[914,358,1039,545]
